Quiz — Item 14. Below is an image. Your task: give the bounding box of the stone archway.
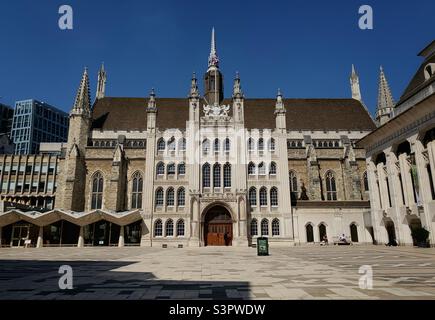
[202,204,233,246]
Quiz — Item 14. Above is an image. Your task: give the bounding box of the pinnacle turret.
[71,67,92,117]
[376,66,395,126]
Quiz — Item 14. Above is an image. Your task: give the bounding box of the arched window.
[94,141,100,147]
[272,218,280,236]
[223,163,231,188]
[289,171,298,198]
[214,138,220,153]
[269,162,277,175]
[155,188,164,207]
[291,141,296,148]
[156,162,165,175]
[328,141,333,148]
[319,223,327,241]
[249,187,257,206]
[258,162,266,175]
[213,163,221,188]
[297,141,302,148]
[165,219,174,236]
[224,138,230,152]
[131,172,143,209]
[363,171,369,191]
[166,188,175,206]
[268,138,275,152]
[154,219,163,237]
[260,187,267,206]
[91,172,104,209]
[177,188,185,207]
[176,219,185,237]
[178,163,186,175]
[306,224,314,242]
[334,141,339,147]
[179,138,186,151]
[261,219,269,236]
[202,139,210,155]
[258,138,264,151]
[157,138,165,152]
[325,171,337,200]
[350,223,358,242]
[202,163,210,188]
[248,162,256,175]
[250,219,258,236]
[167,163,176,175]
[248,138,254,151]
[168,137,176,151]
[270,187,278,206]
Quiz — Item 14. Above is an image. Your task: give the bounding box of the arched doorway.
[350,223,359,242]
[203,205,233,246]
[319,223,327,242]
[385,220,396,244]
[306,224,314,243]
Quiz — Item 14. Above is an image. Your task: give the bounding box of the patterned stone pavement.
[1,245,435,300]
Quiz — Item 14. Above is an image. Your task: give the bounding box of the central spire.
[208,27,219,70]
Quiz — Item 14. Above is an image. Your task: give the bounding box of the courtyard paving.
[1,245,435,300]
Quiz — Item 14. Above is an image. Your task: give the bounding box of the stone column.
[36,226,43,248]
[367,160,386,244]
[118,225,125,247]
[398,153,414,206]
[77,226,84,248]
[427,141,435,193]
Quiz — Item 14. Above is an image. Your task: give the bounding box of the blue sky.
[0,0,433,117]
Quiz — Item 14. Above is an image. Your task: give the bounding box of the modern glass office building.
[10,100,68,154]
[0,103,14,135]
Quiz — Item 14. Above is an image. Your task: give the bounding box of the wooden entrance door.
[204,206,233,246]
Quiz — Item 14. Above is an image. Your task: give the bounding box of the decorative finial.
[147,88,157,112]
[189,72,199,98]
[232,71,243,98]
[208,27,219,69]
[275,88,285,112]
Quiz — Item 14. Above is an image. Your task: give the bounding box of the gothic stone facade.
[0,33,377,248]
[359,40,435,247]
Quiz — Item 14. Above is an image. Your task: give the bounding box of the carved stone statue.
[299,182,309,200]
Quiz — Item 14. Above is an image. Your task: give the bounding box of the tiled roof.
[91,97,376,131]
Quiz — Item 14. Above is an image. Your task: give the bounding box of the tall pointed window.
[157,138,165,152]
[223,163,231,188]
[202,139,210,155]
[260,187,267,206]
[326,171,337,200]
[156,162,165,176]
[214,138,220,153]
[261,219,269,236]
[165,219,174,236]
[272,218,280,236]
[131,172,143,209]
[176,219,185,237]
[177,187,185,207]
[250,218,258,236]
[167,163,176,175]
[289,171,298,199]
[363,171,369,191]
[258,162,266,175]
[268,138,276,152]
[154,219,163,237]
[168,137,176,151]
[213,163,221,188]
[224,138,230,153]
[179,138,186,151]
[202,163,210,188]
[248,162,256,175]
[178,163,186,175]
[91,172,104,209]
[270,187,278,206]
[248,138,254,151]
[166,187,175,206]
[155,188,164,207]
[258,138,264,151]
[249,187,257,206]
[269,162,277,175]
